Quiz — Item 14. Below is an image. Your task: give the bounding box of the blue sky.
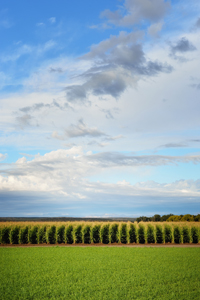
[0,0,200,217]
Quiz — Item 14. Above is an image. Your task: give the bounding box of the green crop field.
[0,247,200,300]
[0,222,199,245]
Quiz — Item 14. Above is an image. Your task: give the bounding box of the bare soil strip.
[1,243,200,248]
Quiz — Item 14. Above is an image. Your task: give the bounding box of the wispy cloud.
[1,148,200,200]
[0,153,7,161]
[100,0,170,27]
[0,40,56,63]
[52,119,107,139]
[0,9,13,29]
[49,17,56,24]
[15,114,33,129]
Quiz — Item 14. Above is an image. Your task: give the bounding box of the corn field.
[0,221,199,245]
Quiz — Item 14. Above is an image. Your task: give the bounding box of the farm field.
[0,247,200,299]
[1,221,200,227]
[0,221,199,245]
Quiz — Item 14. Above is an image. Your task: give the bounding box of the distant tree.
[136,216,151,222]
[166,215,182,222]
[181,214,194,222]
[152,214,161,222]
[194,214,200,222]
[160,214,174,221]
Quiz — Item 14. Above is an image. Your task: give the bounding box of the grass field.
[0,247,200,299]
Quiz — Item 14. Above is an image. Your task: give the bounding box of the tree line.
[136,214,200,222]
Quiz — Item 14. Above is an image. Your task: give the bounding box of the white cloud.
[36,22,45,26]
[0,9,13,29]
[49,17,56,23]
[1,148,200,200]
[0,153,7,161]
[0,40,56,63]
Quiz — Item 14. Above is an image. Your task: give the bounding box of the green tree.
[181,214,194,222]
[152,214,161,222]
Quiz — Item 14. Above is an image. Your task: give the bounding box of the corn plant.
[100,224,110,244]
[147,225,155,243]
[191,227,199,243]
[19,226,29,244]
[47,225,56,244]
[164,225,172,243]
[74,225,82,243]
[110,223,119,243]
[65,225,74,244]
[57,225,65,244]
[83,225,91,244]
[28,226,38,244]
[138,224,145,244]
[174,226,181,244]
[1,227,11,244]
[129,223,137,243]
[91,225,100,243]
[155,225,163,244]
[10,226,20,244]
[37,226,47,244]
[120,223,127,244]
[182,226,190,243]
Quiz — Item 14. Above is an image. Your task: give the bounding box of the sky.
[0,0,200,217]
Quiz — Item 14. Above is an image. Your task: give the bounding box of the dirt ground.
[1,243,200,248]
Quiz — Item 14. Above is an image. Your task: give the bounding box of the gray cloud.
[82,31,143,60]
[105,44,145,69]
[104,135,124,142]
[66,120,106,138]
[148,22,163,38]
[99,108,114,119]
[87,140,108,148]
[190,83,200,90]
[82,36,173,75]
[100,0,170,27]
[159,142,187,148]
[170,37,196,55]
[66,31,172,102]
[19,99,69,113]
[52,120,124,143]
[20,103,49,113]
[17,99,73,129]
[86,71,128,97]
[66,69,130,102]
[66,61,172,102]
[49,67,63,73]
[195,17,200,28]
[140,60,173,75]
[87,152,200,168]
[159,139,200,149]
[53,119,107,139]
[66,85,87,102]
[16,114,32,129]
[190,139,200,143]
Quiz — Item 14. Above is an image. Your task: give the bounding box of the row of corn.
[0,223,199,244]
